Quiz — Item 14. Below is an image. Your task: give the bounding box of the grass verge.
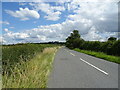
[2,47,59,88]
[74,48,120,64]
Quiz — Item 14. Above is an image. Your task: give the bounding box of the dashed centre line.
[70,52,75,56]
[64,49,70,53]
[64,49,109,76]
[64,49,75,56]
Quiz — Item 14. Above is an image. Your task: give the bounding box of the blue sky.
[0,0,119,44]
[2,2,67,33]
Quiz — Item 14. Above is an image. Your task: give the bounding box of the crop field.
[2,43,59,88]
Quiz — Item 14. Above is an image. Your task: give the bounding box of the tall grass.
[2,46,59,88]
[2,44,57,75]
[74,48,120,64]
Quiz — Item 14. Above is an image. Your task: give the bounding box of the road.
[48,47,118,88]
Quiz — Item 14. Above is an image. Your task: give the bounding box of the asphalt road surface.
[48,47,118,88]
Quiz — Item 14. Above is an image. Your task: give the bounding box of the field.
[74,48,120,64]
[2,43,59,88]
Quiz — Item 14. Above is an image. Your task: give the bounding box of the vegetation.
[66,30,84,49]
[2,44,57,74]
[74,48,120,64]
[2,43,59,88]
[108,37,117,41]
[66,30,120,63]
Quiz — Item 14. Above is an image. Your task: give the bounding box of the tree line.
[66,30,120,56]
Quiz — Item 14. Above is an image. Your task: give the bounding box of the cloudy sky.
[0,0,119,44]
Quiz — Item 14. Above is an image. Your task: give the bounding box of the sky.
[0,0,119,44]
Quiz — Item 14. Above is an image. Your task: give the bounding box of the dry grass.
[2,47,59,88]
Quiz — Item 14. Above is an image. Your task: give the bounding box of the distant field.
[74,48,120,64]
[2,43,60,88]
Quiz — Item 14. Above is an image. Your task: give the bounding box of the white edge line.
[80,58,109,75]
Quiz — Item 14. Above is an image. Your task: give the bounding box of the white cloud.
[37,35,46,41]
[29,2,65,21]
[44,11,61,21]
[19,2,27,6]
[57,0,119,3]
[2,1,118,44]
[16,33,29,39]
[0,21,10,25]
[0,37,2,44]
[51,6,65,11]
[2,31,30,44]
[4,28,9,32]
[0,36,6,44]
[5,8,40,21]
[67,1,118,33]
[82,26,105,41]
[2,16,118,44]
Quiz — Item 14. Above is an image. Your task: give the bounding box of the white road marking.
[64,49,70,53]
[64,49,75,56]
[70,52,75,56]
[64,48,108,75]
[80,58,109,75]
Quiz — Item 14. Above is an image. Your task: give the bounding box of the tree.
[65,30,119,56]
[66,30,83,48]
[108,37,117,41]
[111,40,120,56]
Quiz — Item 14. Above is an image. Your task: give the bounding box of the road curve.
[47,47,118,88]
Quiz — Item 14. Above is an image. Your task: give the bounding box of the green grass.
[2,47,59,88]
[74,48,120,64]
